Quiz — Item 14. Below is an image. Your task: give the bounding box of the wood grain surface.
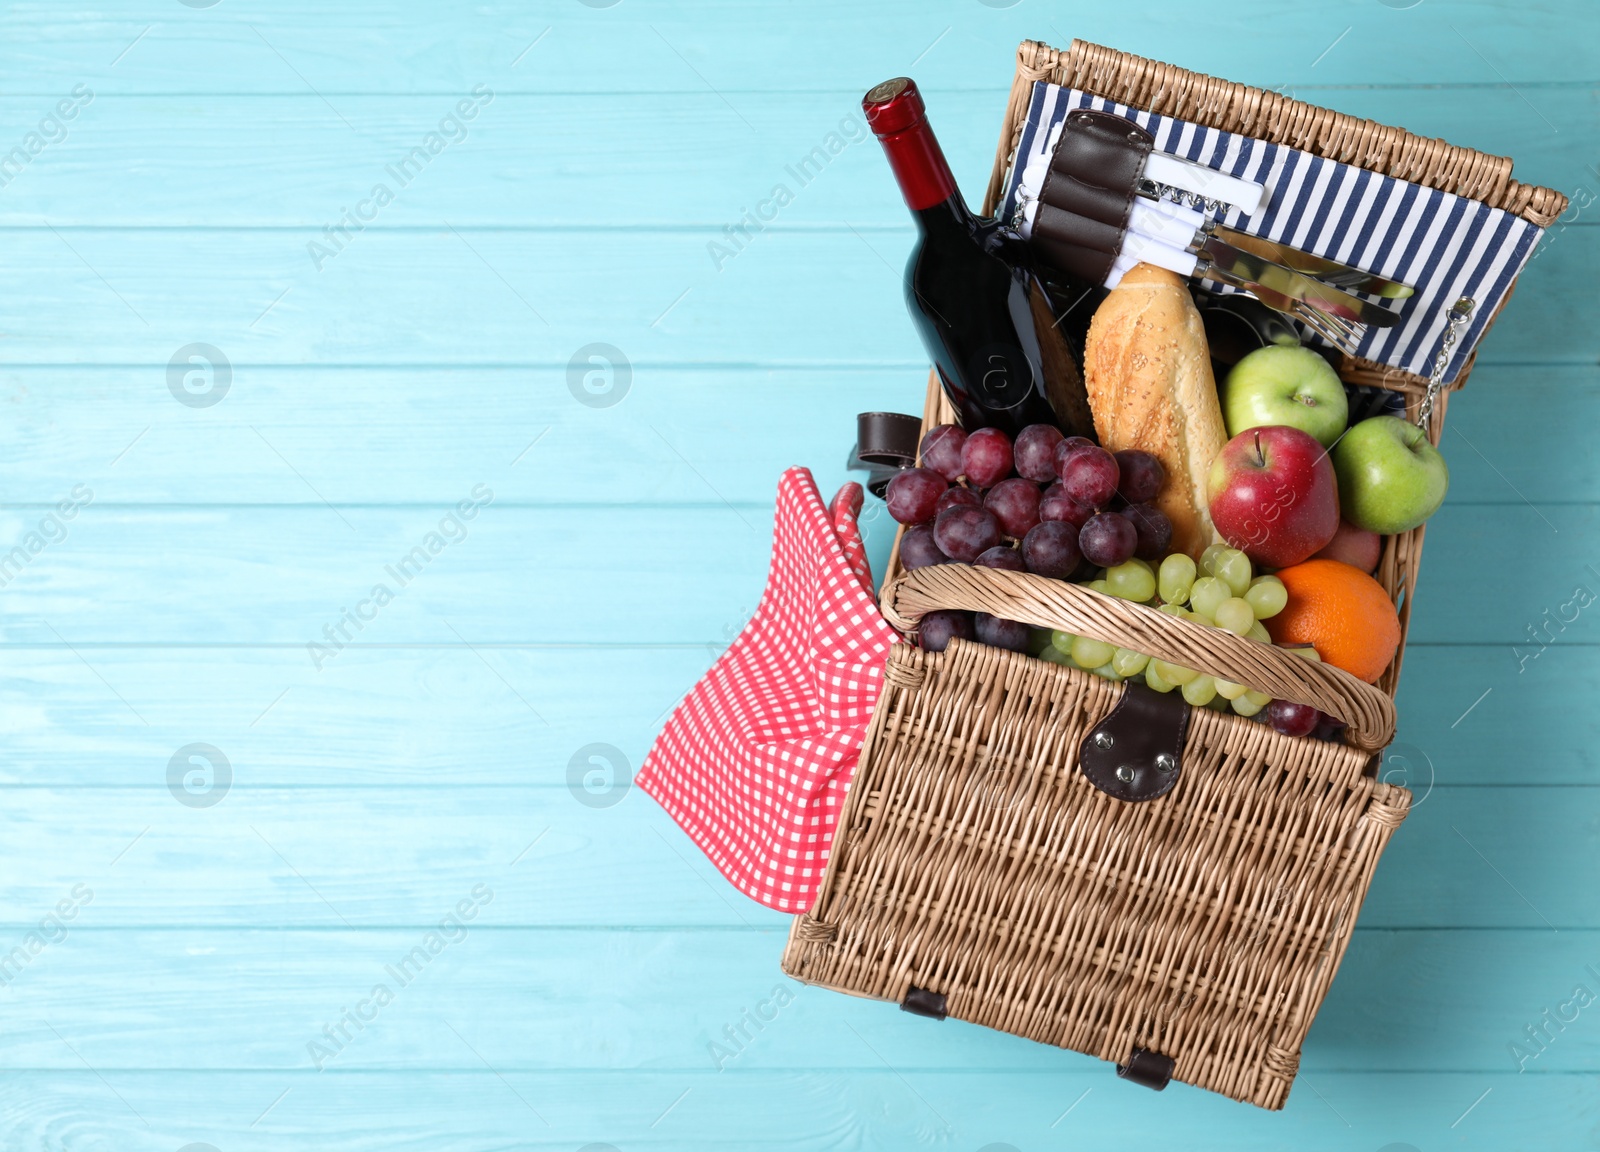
[2,1,1595,1147]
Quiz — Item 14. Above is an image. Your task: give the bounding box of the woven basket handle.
[882,564,1397,752]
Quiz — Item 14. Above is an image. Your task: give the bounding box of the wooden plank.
[1394,645,1600,784]
[0,505,777,647]
[0,642,1582,787]
[0,503,1588,645]
[0,363,1590,506]
[1445,363,1600,502]
[2,1,1589,95]
[0,646,710,789]
[0,783,1584,930]
[0,1069,1586,1151]
[0,88,1587,228]
[0,926,1595,1073]
[0,224,1585,368]
[1363,785,1599,928]
[0,785,792,931]
[0,367,915,509]
[1405,503,1600,646]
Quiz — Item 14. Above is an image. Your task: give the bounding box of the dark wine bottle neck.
[911,195,976,238]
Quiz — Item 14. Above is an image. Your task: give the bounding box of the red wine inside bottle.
[863,77,1095,440]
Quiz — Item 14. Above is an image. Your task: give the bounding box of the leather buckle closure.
[851,411,924,498]
[1079,681,1189,803]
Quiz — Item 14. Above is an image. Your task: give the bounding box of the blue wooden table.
[0,2,1594,1147]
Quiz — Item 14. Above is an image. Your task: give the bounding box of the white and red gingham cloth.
[637,467,899,912]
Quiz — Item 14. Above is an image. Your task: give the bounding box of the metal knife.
[1191,259,1364,353]
[1192,235,1401,328]
[1113,235,1372,353]
[1126,200,1403,328]
[1133,186,1414,301]
[1205,222,1415,300]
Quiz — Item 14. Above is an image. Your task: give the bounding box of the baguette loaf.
[1084,263,1227,559]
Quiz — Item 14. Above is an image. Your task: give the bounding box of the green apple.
[1221,345,1349,448]
[1332,415,1449,534]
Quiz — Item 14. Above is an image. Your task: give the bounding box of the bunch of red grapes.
[882,423,1347,744]
[886,423,1173,654]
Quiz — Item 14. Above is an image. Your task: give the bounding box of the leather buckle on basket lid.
[1078,681,1189,802]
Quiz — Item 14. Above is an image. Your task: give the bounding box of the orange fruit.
[1264,559,1400,683]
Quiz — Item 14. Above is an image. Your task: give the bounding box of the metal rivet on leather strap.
[1155,752,1176,773]
[1115,765,1135,784]
[1093,732,1114,751]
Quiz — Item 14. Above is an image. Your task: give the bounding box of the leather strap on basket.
[1079,681,1188,802]
[851,411,923,498]
[1029,110,1154,285]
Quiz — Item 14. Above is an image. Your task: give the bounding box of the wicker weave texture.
[983,39,1568,227]
[782,640,1410,1109]
[883,563,1396,751]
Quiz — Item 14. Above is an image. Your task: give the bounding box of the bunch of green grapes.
[1029,544,1316,716]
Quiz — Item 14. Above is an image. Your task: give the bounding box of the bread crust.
[1085,264,1227,559]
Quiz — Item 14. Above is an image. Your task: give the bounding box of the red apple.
[1313,519,1383,574]
[1206,425,1340,568]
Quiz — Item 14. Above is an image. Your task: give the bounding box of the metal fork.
[1203,263,1365,355]
[1292,299,1365,355]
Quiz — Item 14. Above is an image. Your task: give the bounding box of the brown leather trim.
[1117,1046,1175,1090]
[1078,681,1189,803]
[855,411,923,468]
[852,410,924,499]
[1028,109,1154,286]
[1048,109,1153,233]
[1031,202,1125,283]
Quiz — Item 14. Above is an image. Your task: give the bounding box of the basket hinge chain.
[1416,296,1474,429]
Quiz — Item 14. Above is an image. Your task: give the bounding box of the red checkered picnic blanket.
[637,467,899,912]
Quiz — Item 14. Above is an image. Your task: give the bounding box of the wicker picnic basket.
[781,39,1567,1109]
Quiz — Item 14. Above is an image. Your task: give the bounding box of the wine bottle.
[863,77,1095,440]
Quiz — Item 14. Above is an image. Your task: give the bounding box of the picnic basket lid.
[985,39,1566,227]
[982,39,1568,393]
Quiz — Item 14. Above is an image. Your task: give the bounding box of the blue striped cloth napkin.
[1000,81,1547,383]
